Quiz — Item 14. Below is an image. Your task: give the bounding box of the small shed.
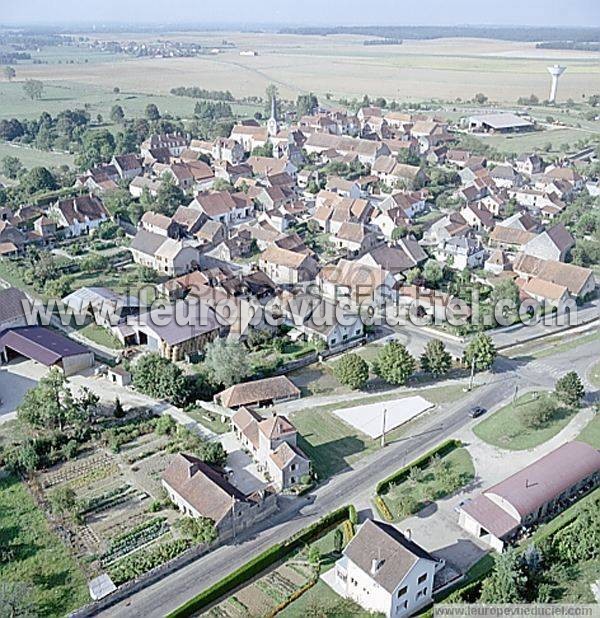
[107,364,132,387]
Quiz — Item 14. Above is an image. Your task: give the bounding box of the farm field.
[5,34,600,109]
[0,78,261,124]
[0,473,89,617]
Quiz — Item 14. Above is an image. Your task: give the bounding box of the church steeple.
[267,95,279,137]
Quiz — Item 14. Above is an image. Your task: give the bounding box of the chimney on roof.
[371,558,383,575]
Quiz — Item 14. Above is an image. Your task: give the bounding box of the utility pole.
[513,377,519,405]
[469,354,475,391]
[381,408,387,448]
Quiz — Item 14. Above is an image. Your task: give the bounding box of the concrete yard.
[332,396,433,439]
[220,432,269,495]
[0,360,42,419]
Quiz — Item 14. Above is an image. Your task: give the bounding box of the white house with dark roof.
[129,229,201,275]
[324,519,441,617]
[522,223,575,262]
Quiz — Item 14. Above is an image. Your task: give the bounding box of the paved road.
[92,335,598,617]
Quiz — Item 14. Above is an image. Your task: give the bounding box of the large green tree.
[296,92,319,117]
[22,166,57,194]
[133,354,189,405]
[480,549,526,603]
[373,341,416,386]
[203,339,251,389]
[463,332,496,371]
[420,339,452,377]
[334,353,369,390]
[23,79,44,100]
[17,368,97,433]
[555,371,585,407]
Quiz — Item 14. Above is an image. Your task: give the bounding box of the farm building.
[467,113,534,134]
[458,441,600,552]
[162,453,277,541]
[0,326,94,376]
[215,375,301,410]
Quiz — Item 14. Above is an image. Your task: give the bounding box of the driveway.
[0,360,44,420]
[220,432,268,495]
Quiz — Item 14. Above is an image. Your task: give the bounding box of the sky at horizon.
[2,0,599,28]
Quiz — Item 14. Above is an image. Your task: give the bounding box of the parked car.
[468,406,486,418]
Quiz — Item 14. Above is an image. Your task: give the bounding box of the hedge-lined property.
[375,438,462,495]
[166,505,352,618]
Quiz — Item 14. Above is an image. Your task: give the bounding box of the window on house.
[397,586,408,598]
[418,573,427,584]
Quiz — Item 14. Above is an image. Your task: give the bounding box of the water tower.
[547,65,566,103]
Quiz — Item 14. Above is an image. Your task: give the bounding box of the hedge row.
[166,505,351,618]
[376,438,462,495]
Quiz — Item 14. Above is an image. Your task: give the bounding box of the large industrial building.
[458,441,600,552]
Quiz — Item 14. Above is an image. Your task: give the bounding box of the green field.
[471,126,596,156]
[78,323,124,349]
[473,392,577,450]
[0,474,88,617]
[0,142,75,171]
[0,78,261,124]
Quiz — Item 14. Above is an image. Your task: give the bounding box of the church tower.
[267,95,279,137]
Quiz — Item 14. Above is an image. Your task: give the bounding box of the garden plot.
[36,432,182,571]
[206,559,316,618]
[332,395,433,439]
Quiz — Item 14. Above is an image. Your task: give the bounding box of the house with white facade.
[48,195,109,237]
[324,519,441,618]
[231,408,310,491]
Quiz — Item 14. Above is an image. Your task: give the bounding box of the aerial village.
[0,82,599,618]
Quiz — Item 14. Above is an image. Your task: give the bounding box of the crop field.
[5,33,600,110]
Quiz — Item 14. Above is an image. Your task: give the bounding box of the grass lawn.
[0,258,44,299]
[577,414,600,449]
[279,579,381,618]
[473,392,577,450]
[185,409,231,434]
[0,474,88,617]
[292,383,468,480]
[78,323,123,349]
[589,360,600,389]
[0,141,75,170]
[380,447,475,521]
